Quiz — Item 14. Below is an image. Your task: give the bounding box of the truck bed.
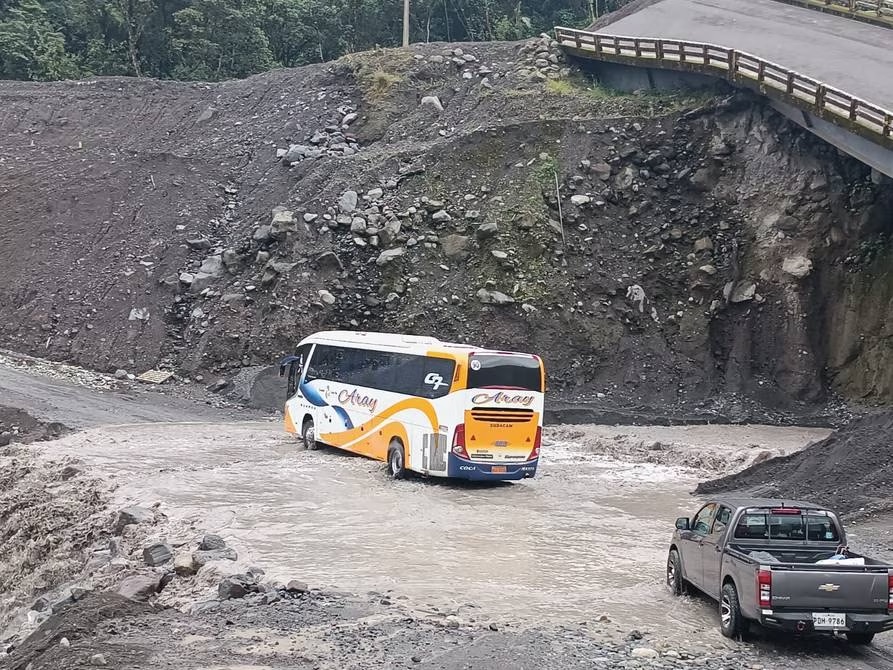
[728,544,890,567]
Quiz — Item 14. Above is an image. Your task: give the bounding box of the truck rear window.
[733,512,840,542]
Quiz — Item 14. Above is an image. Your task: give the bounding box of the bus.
[279,331,545,481]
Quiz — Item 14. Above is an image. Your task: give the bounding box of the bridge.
[555,0,893,177]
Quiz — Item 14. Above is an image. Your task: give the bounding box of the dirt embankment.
[1,36,891,418]
[0,407,68,445]
[697,410,893,517]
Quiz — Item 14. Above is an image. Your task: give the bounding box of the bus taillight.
[452,424,470,460]
[526,426,542,461]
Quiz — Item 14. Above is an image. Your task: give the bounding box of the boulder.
[192,548,237,568]
[476,222,498,240]
[112,506,153,534]
[782,255,812,279]
[476,289,514,305]
[441,234,471,260]
[218,574,255,600]
[199,534,227,551]
[420,96,444,112]
[693,236,714,252]
[143,543,172,567]
[725,280,756,303]
[285,579,309,593]
[376,247,406,266]
[173,552,197,577]
[570,195,591,206]
[117,573,162,601]
[591,161,612,181]
[338,190,359,214]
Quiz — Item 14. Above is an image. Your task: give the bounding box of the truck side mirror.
[675,517,690,531]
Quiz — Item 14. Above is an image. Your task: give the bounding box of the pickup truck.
[667,497,893,644]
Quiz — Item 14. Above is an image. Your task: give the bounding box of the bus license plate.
[813,613,846,629]
[492,466,507,474]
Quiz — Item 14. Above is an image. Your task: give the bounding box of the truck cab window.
[692,503,716,535]
[712,506,732,535]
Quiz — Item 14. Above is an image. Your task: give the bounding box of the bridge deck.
[596,0,893,109]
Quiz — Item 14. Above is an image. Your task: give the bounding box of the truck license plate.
[813,613,846,629]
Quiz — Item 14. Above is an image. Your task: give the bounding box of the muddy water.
[51,422,825,637]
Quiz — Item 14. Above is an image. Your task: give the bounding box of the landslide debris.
[0,406,68,445]
[1,35,891,416]
[696,410,893,517]
[0,446,106,640]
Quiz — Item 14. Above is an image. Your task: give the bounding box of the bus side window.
[287,344,311,397]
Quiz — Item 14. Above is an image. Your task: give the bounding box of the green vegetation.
[0,0,635,82]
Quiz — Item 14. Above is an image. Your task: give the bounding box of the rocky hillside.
[0,36,891,415]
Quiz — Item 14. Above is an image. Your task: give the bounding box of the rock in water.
[112,506,153,534]
[199,534,227,551]
[143,543,172,567]
[285,579,309,593]
[173,552,197,576]
[192,548,238,568]
[218,574,256,600]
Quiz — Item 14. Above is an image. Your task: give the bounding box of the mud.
[35,422,830,639]
[697,410,893,517]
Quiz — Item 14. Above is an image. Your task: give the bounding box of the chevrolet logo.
[818,583,841,592]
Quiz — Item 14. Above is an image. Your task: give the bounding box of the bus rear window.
[467,354,542,392]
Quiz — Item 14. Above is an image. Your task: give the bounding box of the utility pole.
[403,0,410,47]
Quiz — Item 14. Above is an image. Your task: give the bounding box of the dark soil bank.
[696,410,893,516]
[1,38,892,416]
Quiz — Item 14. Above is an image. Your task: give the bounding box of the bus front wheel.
[387,441,407,479]
[302,418,319,450]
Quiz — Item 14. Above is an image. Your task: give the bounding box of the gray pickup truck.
[667,497,893,644]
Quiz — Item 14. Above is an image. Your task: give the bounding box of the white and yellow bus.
[279,331,545,481]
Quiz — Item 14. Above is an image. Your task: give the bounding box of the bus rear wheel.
[301,418,319,450]
[387,441,406,479]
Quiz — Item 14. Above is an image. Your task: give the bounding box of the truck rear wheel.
[720,582,745,639]
[666,549,686,596]
[846,632,875,645]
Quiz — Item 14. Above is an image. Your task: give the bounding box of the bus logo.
[472,392,535,407]
[424,372,448,390]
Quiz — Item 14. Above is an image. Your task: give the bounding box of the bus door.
[279,344,311,399]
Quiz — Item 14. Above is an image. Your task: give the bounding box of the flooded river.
[51,421,830,640]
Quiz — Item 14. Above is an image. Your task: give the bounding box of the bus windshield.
[467,353,542,392]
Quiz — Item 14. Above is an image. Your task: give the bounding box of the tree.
[171,0,274,80]
[0,0,74,80]
[107,0,158,76]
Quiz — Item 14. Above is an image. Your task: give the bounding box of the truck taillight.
[758,569,772,608]
[888,573,893,611]
[452,424,470,460]
[526,426,542,461]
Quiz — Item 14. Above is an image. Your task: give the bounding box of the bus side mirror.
[675,517,690,531]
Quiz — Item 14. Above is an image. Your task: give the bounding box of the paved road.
[597,0,893,109]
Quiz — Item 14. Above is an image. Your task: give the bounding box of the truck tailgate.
[771,567,891,611]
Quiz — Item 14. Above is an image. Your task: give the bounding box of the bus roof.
[298,330,537,359]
